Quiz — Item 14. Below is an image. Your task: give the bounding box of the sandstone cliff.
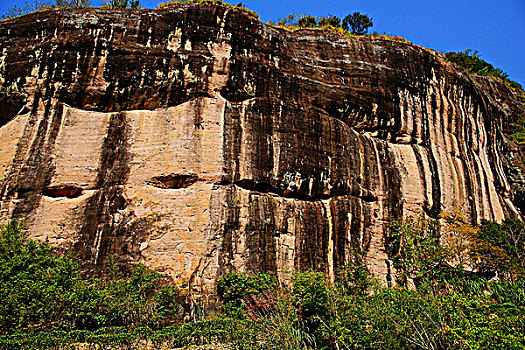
[0,3,523,302]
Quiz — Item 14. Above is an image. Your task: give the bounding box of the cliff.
[0,3,524,302]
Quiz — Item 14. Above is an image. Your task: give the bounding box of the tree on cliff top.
[342,12,373,35]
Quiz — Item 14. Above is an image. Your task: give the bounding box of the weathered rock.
[0,4,523,304]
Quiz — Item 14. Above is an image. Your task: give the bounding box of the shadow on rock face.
[0,94,26,127]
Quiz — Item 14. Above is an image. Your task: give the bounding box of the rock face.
[0,4,523,303]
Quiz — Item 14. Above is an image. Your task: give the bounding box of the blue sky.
[1,0,524,86]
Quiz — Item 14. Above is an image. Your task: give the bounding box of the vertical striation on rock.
[0,4,523,303]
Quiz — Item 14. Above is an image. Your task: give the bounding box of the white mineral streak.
[324,199,335,283]
[167,28,182,52]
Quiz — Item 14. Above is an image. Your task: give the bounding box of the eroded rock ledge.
[0,4,524,304]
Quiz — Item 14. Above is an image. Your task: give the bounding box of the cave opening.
[146,174,200,189]
[42,186,84,198]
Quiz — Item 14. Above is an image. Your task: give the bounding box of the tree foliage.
[1,215,525,348]
[478,217,525,280]
[317,15,341,28]
[0,220,182,335]
[387,215,448,284]
[296,15,317,28]
[446,50,509,79]
[342,11,373,35]
[270,12,373,36]
[445,50,524,95]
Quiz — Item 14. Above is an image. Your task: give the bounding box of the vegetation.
[445,50,524,96]
[444,51,525,143]
[508,115,525,144]
[478,217,525,280]
[217,272,275,317]
[156,0,259,20]
[388,211,525,285]
[446,50,509,81]
[268,13,421,49]
[0,0,90,20]
[342,12,373,35]
[0,0,140,19]
[208,212,525,349]
[2,213,524,349]
[0,0,523,345]
[269,12,373,36]
[0,220,183,336]
[100,0,141,9]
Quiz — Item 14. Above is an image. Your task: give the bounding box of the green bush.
[296,15,317,28]
[68,262,184,330]
[445,50,524,96]
[342,12,373,35]
[0,220,80,333]
[0,220,183,335]
[336,256,375,296]
[507,116,525,144]
[387,215,449,285]
[292,271,329,322]
[217,272,274,317]
[317,15,341,28]
[446,50,509,79]
[324,283,525,349]
[479,218,525,280]
[2,217,525,349]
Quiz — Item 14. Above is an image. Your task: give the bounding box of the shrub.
[100,0,141,9]
[292,271,329,322]
[0,220,183,335]
[296,15,317,28]
[268,11,374,38]
[446,50,508,80]
[336,255,375,296]
[317,15,340,28]
[3,217,525,349]
[216,272,274,317]
[479,218,525,280]
[445,50,524,96]
[387,215,448,285]
[69,261,184,330]
[292,270,330,345]
[0,220,80,333]
[507,115,525,144]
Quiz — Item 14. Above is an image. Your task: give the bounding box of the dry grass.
[156,0,259,20]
